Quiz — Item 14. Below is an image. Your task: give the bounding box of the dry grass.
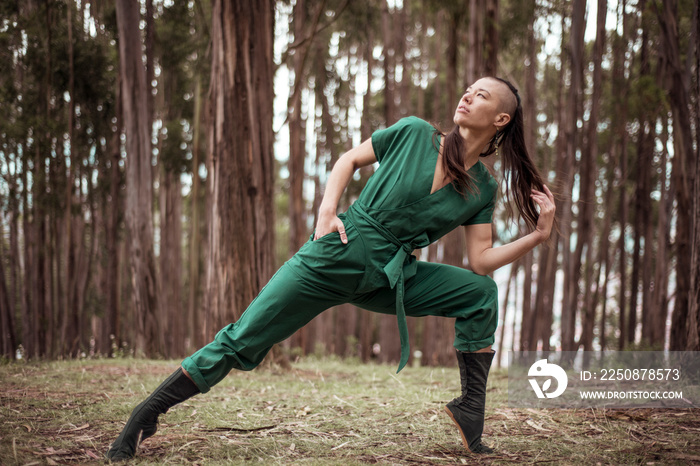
[1,357,699,465]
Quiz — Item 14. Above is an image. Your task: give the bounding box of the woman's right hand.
[531,184,556,243]
[312,139,375,244]
[313,212,348,244]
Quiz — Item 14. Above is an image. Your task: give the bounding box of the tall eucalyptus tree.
[203,0,276,340]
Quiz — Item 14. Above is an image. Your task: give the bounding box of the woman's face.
[453,77,513,133]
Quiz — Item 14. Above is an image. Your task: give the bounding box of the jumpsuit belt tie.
[350,202,414,373]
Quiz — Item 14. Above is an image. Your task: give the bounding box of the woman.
[106,76,555,460]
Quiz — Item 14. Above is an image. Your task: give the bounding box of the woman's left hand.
[531,185,556,243]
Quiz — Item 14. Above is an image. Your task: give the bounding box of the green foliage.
[499,0,536,54]
[160,119,190,174]
[155,0,208,177]
[0,0,118,193]
[627,75,668,122]
[335,0,382,47]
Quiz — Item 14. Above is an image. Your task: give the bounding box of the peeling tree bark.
[115,0,161,357]
[204,0,276,340]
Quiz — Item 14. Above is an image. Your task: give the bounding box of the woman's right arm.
[314,138,377,242]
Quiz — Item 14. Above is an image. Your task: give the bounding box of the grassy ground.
[1,357,699,465]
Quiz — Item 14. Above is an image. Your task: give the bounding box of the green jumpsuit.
[182,117,499,393]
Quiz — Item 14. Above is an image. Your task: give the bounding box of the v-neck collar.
[427,133,483,198]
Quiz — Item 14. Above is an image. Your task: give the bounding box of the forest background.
[0,0,698,369]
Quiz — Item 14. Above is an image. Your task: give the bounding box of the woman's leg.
[106,368,199,460]
[182,262,348,392]
[107,263,343,460]
[353,261,499,350]
[443,350,495,453]
[183,218,366,392]
[107,225,365,460]
[351,261,499,453]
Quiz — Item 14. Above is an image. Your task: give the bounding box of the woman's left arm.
[464,185,555,276]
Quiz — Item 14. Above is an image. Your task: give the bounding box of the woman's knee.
[481,274,498,295]
[468,273,498,308]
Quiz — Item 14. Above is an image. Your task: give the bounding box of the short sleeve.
[463,190,496,225]
[371,117,431,164]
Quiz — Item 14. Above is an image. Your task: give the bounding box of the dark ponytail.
[491,77,546,230]
[436,76,547,230]
[436,125,475,195]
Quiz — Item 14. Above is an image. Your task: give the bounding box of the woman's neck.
[459,126,495,169]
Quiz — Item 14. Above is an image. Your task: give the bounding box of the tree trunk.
[446,8,461,117]
[612,0,630,349]
[629,1,651,347]
[394,0,409,118]
[381,0,396,125]
[116,0,161,357]
[21,152,35,358]
[6,183,21,359]
[596,166,615,351]
[687,0,700,351]
[160,166,183,357]
[188,76,204,352]
[651,121,671,346]
[654,0,696,351]
[61,0,77,358]
[34,147,47,358]
[288,0,308,257]
[416,1,427,119]
[145,0,155,126]
[0,239,17,358]
[578,0,607,352]
[466,0,484,85]
[520,0,536,352]
[560,0,586,352]
[102,91,123,355]
[432,9,444,123]
[203,0,276,339]
[361,26,375,142]
[77,175,98,354]
[484,0,498,77]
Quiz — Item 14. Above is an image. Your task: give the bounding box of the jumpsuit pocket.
[309,213,350,243]
[293,217,360,265]
[287,218,366,296]
[311,230,344,242]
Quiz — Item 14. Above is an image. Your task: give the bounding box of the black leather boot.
[444,350,495,453]
[106,368,200,461]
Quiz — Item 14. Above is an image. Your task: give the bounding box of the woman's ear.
[494,112,511,130]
